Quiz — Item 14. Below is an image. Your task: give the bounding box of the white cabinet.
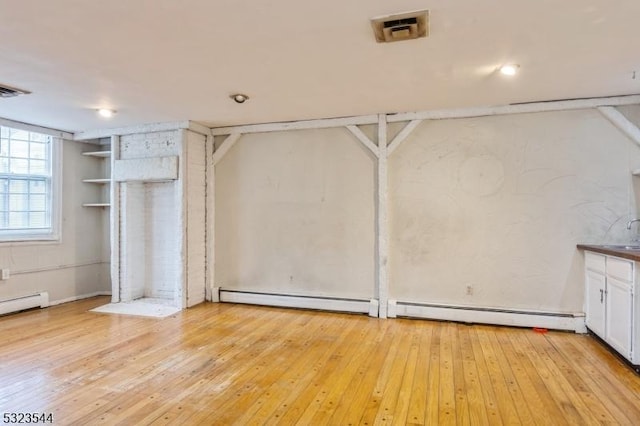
[583,250,637,370]
[585,269,606,337]
[605,276,633,357]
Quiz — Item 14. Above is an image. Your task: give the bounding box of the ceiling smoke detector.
[0,83,31,98]
[370,10,429,43]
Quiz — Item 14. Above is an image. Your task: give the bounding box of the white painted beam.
[206,134,216,302]
[387,95,640,123]
[346,125,379,157]
[211,115,379,136]
[597,106,640,147]
[387,119,423,156]
[0,117,73,140]
[212,133,242,166]
[73,120,209,141]
[110,136,120,303]
[377,114,389,319]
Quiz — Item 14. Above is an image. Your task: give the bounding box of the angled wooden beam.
[387,119,423,156]
[212,133,242,166]
[597,106,640,147]
[346,125,379,157]
[377,114,388,319]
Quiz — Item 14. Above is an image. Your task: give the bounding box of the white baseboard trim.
[388,300,587,333]
[49,291,112,306]
[219,289,378,317]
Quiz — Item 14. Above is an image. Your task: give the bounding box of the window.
[0,126,59,241]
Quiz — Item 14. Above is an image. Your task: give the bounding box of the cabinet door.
[605,276,633,359]
[585,270,606,338]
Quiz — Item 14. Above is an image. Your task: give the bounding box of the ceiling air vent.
[371,10,429,43]
[0,83,31,98]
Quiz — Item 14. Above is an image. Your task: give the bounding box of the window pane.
[9,212,27,228]
[10,128,29,141]
[29,212,46,227]
[10,159,28,174]
[29,180,46,194]
[30,194,46,211]
[9,194,28,211]
[0,126,55,239]
[11,140,29,158]
[29,159,47,175]
[9,179,28,193]
[30,142,46,159]
[29,133,49,143]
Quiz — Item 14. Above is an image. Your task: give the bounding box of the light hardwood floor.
[1,296,639,425]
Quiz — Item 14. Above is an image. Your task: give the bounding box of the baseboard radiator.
[388,300,587,333]
[218,288,379,317]
[0,292,49,316]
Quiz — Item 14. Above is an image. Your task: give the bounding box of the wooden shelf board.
[82,178,111,184]
[82,150,111,157]
[82,203,111,207]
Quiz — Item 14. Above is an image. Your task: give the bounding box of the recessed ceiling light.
[230,93,249,104]
[499,64,520,76]
[97,108,116,118]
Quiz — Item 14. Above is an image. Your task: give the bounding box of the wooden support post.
[598,106,640,148]
[110,135,120,303]
[377,114,389,318]
[206,133,218,302]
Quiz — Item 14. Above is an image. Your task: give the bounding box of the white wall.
[389,109,640,313]
[216,128,376,299]
[214,107,640,315]
[0,139,110,304]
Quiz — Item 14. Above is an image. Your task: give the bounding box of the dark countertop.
[577,244,640,261]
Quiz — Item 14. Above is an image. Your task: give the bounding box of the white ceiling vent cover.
[371,10,429,43]
[0,83,30,98]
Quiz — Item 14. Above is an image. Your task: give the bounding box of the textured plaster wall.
[216,128,376,299]
[389,109,640,312]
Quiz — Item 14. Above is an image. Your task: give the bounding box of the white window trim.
[0,133,62,244]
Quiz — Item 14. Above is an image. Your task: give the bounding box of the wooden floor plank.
[1,297,640,425]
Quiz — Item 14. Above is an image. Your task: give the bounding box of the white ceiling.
[1,0,639,133]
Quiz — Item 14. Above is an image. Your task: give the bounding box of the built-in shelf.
[82,178,111,184]
[82,150,111,158]
[632,169,640,176]
[82,203,111,207]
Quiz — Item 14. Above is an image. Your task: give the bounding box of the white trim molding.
[219,289,378,317]
[74,120,211,141]
[388,300,587,333]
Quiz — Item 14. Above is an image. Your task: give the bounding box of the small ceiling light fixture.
[499,64,520,76]
[97,108,116,118]
[230,93,249,104]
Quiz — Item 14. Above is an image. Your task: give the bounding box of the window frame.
[0,126,61,244]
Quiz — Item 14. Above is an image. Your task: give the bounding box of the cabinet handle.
[600,289,604,303]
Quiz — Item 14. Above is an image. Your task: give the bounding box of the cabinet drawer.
[585,252,606,274]
[606,257,634,282]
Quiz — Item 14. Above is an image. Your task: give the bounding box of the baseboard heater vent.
[0,292,49,316]
[388,300,587,333]
[218,289,378,317]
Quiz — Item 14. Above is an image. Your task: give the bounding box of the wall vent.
[371,10,429,43]
[0,83,31,98]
